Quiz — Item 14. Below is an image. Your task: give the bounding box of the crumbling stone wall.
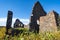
[29,1,59,33]
[29,1,46,33]
[40,11,59,32]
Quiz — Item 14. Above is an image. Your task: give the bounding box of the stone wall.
[40,11,58,32]
[29,1,46,33]
[29,1,59,32]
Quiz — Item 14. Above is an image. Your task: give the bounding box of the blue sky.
[0,0,60,26]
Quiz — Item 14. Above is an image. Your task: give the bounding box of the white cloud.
[0,18,29,27]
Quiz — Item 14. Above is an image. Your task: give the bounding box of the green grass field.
[0,26,60,40]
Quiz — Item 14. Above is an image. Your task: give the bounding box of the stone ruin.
[6,11,24,36]
[29,1,46,33]
[29,1,59,32]
[14,19,24,28]
[40,11,59,32]
[6,1,59,34]
[6,11,13,34]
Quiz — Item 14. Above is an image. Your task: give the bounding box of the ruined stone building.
[29,1,59,32]
[14,19,24,28]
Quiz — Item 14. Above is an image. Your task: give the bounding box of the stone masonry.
[6,11,13,34]
[29,1,59,32]
[40,11,59,32]
[29,1,46,33]
[14,19,24,28]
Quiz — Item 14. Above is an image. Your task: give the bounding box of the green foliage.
[4,31,60,40]
[0,27,60,40]
[14,28,29,32]
[0,27,6,39]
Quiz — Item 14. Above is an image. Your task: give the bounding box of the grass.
[0,27,60,40]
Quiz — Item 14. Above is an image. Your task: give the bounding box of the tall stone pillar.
[6,11,13,34]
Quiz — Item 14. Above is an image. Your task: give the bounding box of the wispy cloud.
[0,18,29,26]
